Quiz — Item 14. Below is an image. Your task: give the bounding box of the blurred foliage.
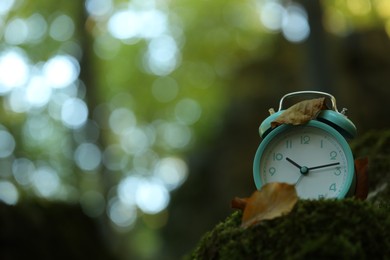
[0,0,390,259]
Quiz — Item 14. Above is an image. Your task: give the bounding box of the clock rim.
[253,120,355,199]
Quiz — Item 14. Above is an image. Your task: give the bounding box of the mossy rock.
[189,199,390,259]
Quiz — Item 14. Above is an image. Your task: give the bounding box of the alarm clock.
[253,91,357,199]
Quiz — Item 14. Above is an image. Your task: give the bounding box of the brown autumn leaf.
[354,157,369,200]
[231,197,248,211]
[241,182,298,228]
[271,97,327,128]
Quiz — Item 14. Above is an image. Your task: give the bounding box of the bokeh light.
[108,8,167,41]
[7,87,30,113]
[74,143,102,171]
[145,35,180,75]
[0,48,30,93]
[0,129,15,158]
[108,197,138,228]
[26,13,48,43]
[120,127,152,155]
[43,55,80,89]
[85,0,113,18]
[4,17,29,45]
[135,178,170,214]
[109,108,137,135]
[0,181,18,205]
[375,0,390,19]
[282,4,310,43]
[174,98,202,125]
[61,98,89,129]
[118,175,140,206]
[154,157,188,191]
[323,7,349,36]
[347,0,371,16]
[26,75,52,107]
[258,1,310,43]
[22,115,55,146]
[49,14,75,42]
[12,158,35,186]
[158,121,192,149]
[259,1,285,32]
[0,0,15,15]
[31,166,61,198]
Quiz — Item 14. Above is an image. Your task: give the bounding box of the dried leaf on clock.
[271,97,327,128]
[241,182,298,228]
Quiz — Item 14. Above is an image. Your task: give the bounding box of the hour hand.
[286,157,302,169]
[308,162,340,170]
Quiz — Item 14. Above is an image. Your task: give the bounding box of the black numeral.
[273,153,283,161]
[301,135,310,144]
[329,183,336,191]
[330,151,337,160]
[269,167,276,176]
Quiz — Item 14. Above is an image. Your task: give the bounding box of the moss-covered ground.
[190,199,390,260]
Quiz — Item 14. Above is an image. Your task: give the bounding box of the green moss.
[350,129,390,203]
[189,199,390,259]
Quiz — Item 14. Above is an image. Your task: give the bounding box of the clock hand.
[308,162,340,170]
[295,174,304,186]
[286,157,309,175]
[286,157,302,169]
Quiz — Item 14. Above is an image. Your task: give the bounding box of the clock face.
[253,121,355,199]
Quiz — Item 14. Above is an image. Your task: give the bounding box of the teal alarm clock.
[253,91,357,199]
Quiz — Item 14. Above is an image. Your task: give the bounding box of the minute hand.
[308,162,340,170]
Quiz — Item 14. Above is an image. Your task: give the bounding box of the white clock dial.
[258,125,351,199]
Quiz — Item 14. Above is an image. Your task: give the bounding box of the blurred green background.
[0,0,389,259]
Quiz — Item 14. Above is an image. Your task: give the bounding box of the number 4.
[329,183,336,191]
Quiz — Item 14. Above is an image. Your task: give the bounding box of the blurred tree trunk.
[75,1,117,253]
[301,0,335,93]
